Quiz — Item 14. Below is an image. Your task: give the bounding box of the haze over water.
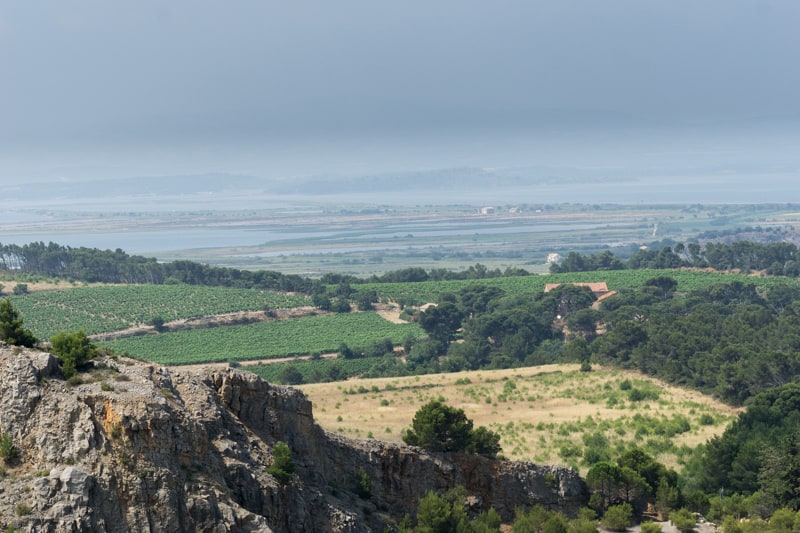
[1,1,798,257]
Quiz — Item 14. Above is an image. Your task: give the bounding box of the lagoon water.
[0,220,620,256]
[1,172,797,258]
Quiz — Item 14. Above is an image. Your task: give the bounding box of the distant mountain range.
[7,160,795,205]
[8,167,642,201]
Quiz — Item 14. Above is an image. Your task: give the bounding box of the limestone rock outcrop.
[0,345,587,532]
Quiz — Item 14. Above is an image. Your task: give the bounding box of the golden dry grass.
[299,364,741,474]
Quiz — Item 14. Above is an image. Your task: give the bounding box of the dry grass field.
[299,364,740,474]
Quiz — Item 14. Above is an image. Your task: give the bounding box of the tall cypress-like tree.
[0,298,37,347]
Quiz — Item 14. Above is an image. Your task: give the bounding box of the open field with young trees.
[299,365,739,473]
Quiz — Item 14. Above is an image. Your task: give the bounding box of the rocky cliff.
[0,345,587,532]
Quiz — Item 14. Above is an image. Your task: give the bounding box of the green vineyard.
[10,284,311,338]
[357,269,798,304]
[102,311,422,365]
[8,268,799,368]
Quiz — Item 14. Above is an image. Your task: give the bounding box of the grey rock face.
[0,347,587,532]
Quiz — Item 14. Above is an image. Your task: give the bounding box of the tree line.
[320,263,530,286]
[551,240,800,276]
[405,277,800,404]
[0,241,314,292]
[0,242,533,293]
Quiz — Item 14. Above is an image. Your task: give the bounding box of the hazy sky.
[1,1,799,183]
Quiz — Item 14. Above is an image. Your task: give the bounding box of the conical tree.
[0,298,37,347]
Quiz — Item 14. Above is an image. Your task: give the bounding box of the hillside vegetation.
[5,267,793,367]
[5,240,800,529]
[300,365,738,472]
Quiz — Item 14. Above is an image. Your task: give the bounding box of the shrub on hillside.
[669,508,696,532]
[601,503,633,531]
[50,329,97,379]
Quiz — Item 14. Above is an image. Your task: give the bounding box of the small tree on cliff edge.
[0,298,37,347]
[50,329,97,379]
[402,400,501,458]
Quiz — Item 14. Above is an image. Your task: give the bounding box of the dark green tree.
[655,476,681,517]
[758,429,800,512]
[335,281,353,299]
[355,466,371,499]
[457,285,505,316]
[564,337,591,365]
[0,298,37,347]
[403,400,502,457]
[566,309,600,340]
[338,343,355,359]
[148,316,167,332]
[50,329,97,379]
[355,290,378,311]
[618,466,651,508]
[278,365,304,385]
[586,461,622,510]
[466,426,502,458]
[472,508,502,533]
[408,339,446,367]
[512,505,570,533]
[551,284,596,317]
[331,298,352,313]
[312,292,332,311]
[403,400,473,453]
[643,276,678,300]
[419,302,464,344]
[701,383,800,494]
[266,441,295,484]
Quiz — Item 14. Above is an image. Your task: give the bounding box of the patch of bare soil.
[374,303,408,324]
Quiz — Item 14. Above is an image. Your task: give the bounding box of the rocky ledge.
[0,345,587,532]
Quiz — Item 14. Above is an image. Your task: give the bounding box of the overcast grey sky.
[1,1,799,183]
